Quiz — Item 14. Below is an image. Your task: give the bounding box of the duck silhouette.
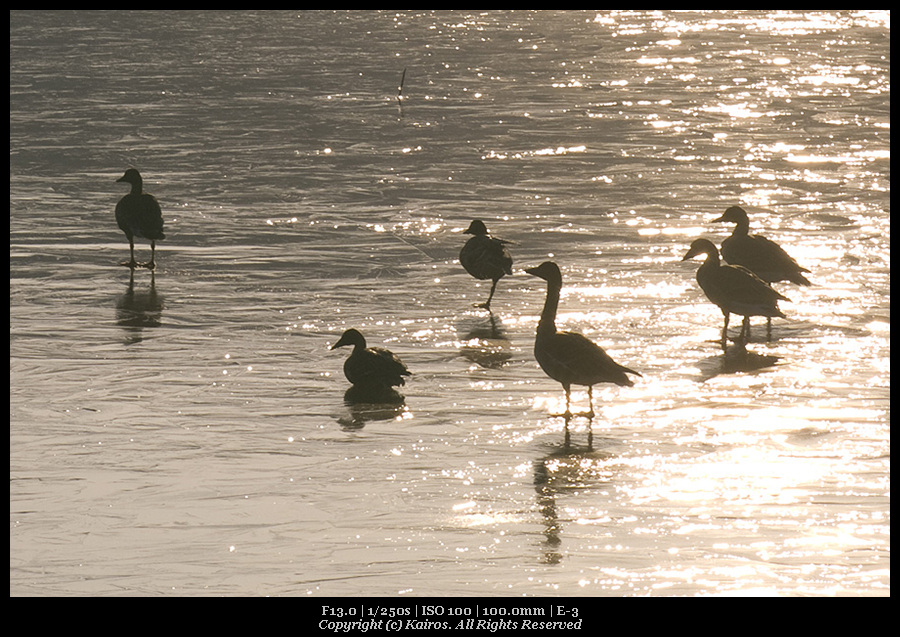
[115,168,165,270]
[331,328,411,391]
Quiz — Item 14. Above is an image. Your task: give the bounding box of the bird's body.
[459,219,513,311]
[331,328,411,389]
[526,261,640,418]
[713,206,811,286]
[682,238,788,345]
[115,169,165,270]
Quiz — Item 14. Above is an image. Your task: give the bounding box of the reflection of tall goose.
[526,261,641,417]
[459,219,513,311]
[682,238,788,345]
[331,328,411,389]
[115,169,166,270]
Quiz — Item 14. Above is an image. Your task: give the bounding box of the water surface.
[10,10,890,596]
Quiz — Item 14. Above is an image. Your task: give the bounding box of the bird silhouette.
[526,261,640,418]
[713,206,811,287]
[713,206,810,334]
[115,169,165,270]
[459,219,513,311]
[682,238,788,346]
[331,328,411,390]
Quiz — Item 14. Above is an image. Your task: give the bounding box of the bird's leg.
[766,317,772,342]
[143,240,157,270]
[721,311,730,350]
[586,386,595,450]
[121,239,138,269]
[583,385,595,418]
[477,279,499,311]
[551,386,574,419]
[739,316,751,344]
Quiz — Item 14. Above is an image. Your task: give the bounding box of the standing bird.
[526,261,641,418]
[115,168,166,270]
[682,238,788,346]
[459,219,513,311]
[713,205,811,286]
[331,328,411,390]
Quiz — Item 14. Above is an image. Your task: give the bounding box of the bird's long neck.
[537,281,560,334]
[732,218,750,236]
[129,180,142,196]
[697,249,720,275]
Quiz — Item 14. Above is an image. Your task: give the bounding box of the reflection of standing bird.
[331,328,411,389]
[459,219,513,311]
[526,261,640,418]
[115,169,165,270]
[682,238,788,346]
[713,206,811,285]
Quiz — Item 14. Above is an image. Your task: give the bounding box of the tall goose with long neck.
[526,261,641,418]
[682,238,788,346]
[115,169,166,270]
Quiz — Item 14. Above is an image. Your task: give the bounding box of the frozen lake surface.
[10,10,890,596]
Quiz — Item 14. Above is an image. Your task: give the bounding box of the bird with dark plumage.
[115,168,165,270]
[682,238,788,346]
[713,205,810,335]
[713,206,811,286]
[331,328,411,389]
[526,261,641,418]
[459,219,513,311]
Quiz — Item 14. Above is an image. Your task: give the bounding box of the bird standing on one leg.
[459,219,513,311]
[115,168,166,270]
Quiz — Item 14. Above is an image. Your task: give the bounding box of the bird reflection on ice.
[337,384,410,430]
[457,312,513,369]
[115,270,163,345]
[694,341,782,381]
[533,425,618,565]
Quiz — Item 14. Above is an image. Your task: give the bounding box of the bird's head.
[525,261,563,286]
[712,205,749,225]
[682,238,718,261]
[331,328,366,350]
[116,168,143,188]
[463,220,489,236]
